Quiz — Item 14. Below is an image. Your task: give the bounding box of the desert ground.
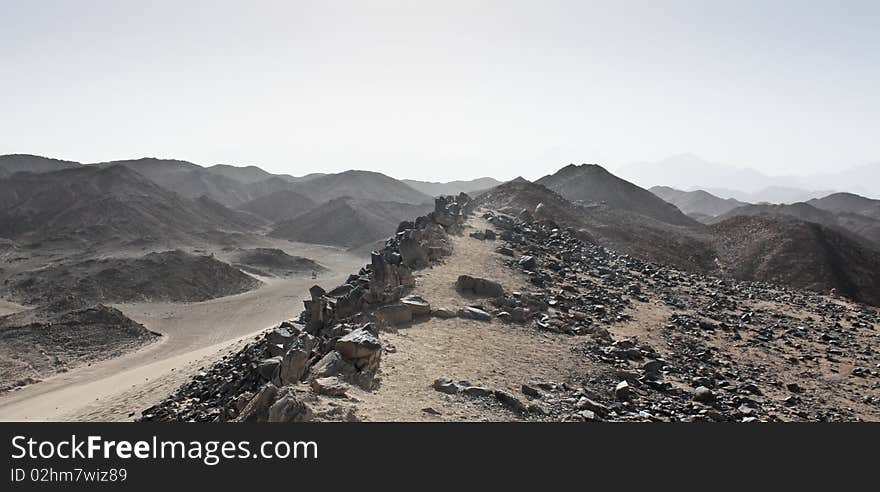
[0,245,364,422]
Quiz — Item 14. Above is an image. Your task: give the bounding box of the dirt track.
[0,249,364,422]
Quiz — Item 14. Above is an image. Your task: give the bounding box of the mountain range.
[618,153,879,200]
[3,153,880,305]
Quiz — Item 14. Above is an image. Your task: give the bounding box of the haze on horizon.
[1,0,878,182]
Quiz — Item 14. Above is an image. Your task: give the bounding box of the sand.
[0,246,364,422]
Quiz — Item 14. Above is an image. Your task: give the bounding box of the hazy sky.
[1,0,878,181]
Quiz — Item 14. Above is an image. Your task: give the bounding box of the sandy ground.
[0,299,27,317]
[352,214,593,421]
[0,246,364,422]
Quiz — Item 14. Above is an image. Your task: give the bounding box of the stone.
[375,303,413,326]
[693,386,715,403]
[276,333,316,386]
[614,381,632,401]
[310,351,350,379]
[336,326,382,360]
[521,384,541,398]
[310,376,349,396]
[494,389,528,414]
[257,356,282,381]
[458,307,492,321]
[469,231,486,240]
[431,307,458,319]
[786,382,804,394]
[433,377,459,394]
[495,246,514,256]
[484,229,497,240]
[235,383,278,422]
[576,397,609,415]
[267,389,312,423]
[460,385,493,398]
[401,295,431,316]
[456,275,505,297]
[518,255,537,270]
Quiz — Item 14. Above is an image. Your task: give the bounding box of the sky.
[1,0,878,181]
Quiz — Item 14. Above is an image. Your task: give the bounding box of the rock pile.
[456,206,880,422]
[140,194,474,422]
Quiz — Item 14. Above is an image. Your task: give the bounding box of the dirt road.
[0,250,364,422]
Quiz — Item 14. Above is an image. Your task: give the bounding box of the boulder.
[309,351,350,379]
[401,295,431,316]
[456,275,504,297]
[693,386,715,403]
[257,356,282,381]
[336,326,382,360]
[431,307,458,319]
[310,376,349,396]
[275,333,316,386]
[235,383,278,422]
[267,389,312,423]
[494,389,528,414]
[375,303,413,326]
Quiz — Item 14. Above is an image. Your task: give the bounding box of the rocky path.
[353,215,589,421]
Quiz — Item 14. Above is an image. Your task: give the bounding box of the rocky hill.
[537,164,699,227]
[270,197,432,249]
[140,196,880,423]
[808,192,880,220]
[2,250,262,306]
[403,177,501,197]
[0,305,159,393]
[237,189,318,223]
[230,248,326,277]
[709,216,880,306]
[713,202,880,246]
[0,154,81,175]
[479,180,718,273]
[294,170,432,205]
[480,179,880,305]
[0,165,261,247]
[650,186,748,218]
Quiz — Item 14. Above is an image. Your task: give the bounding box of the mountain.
[480,172,880,305]
[205,164,274,184]
[93,158,264,207]
[402,177,501,197]
[805,162,880,198]
[237,189,318,223]
[292,170,432,205]
[229,248,327,277]
[711,202,839,227]
[710,215,880,306]
[618,154,845,201]
[808,193,880,220]
[650,186,748,218]
[703,186,834,204]
[270,197,432,248]
[618,154,772,192]
[478,179,717,273]
[0,165,261,246]
[536,164,699,227]
[3,250,262,306]
[0,154,81,175]
[713,201,880,246]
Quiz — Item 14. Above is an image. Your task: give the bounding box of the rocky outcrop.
[140,193,474,422]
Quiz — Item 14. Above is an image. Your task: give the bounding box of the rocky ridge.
[140,199,880,422]
[140,193,476,421]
